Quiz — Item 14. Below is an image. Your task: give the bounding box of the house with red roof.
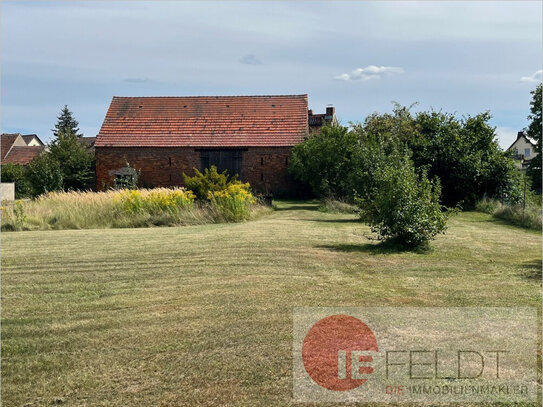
[1,133,45,166]
[95,95,334,194]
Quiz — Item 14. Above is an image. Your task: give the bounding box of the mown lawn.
[1,201,541,406]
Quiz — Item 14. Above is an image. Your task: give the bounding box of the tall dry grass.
[475,197,541,231]
[1,188,271,231]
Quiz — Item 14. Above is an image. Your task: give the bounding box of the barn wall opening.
[199,149,244,178]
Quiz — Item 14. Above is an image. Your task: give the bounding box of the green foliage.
[291,107,521,209]
[289,124,360,198]
[183,166,238,201]
[526,84,542,193]
[113,162,140,190]
[0,164,30,198]
[25,153,64,197]
[49,129,94,191]
[476,198,541,230]
[407,111,519,208]
[53,105,82,137]
[358,154,449,248]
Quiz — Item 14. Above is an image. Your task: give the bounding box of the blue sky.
[1,1,541,148]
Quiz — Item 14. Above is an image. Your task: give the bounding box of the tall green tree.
[49,129,94,191]
[526,84,542,193]
[53,105,82,138]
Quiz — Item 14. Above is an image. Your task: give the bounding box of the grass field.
[1,201,541,406]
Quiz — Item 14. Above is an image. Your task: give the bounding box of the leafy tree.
[53,105,82,138]
[526,84,542,193]
[49,129,94,191]
[410,111,521,207]
[26,153,64,197]
[289,124,361,198]
[0,163,31,198]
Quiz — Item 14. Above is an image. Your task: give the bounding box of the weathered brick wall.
[95,146,299,195]
[96,147,200,190]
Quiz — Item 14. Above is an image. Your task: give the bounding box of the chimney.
[326,106,335,117]
[517,131,525,139]
[308,109,313,115]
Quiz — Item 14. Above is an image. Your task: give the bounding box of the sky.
[1,1,541,149]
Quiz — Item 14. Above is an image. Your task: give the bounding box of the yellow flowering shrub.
[114,189,144,213]
[115,188,195,214]
[209,182,256,221]
[145,189,195,213]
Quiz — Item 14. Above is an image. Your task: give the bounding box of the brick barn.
[95,95,334,195]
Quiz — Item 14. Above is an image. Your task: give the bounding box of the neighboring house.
[507,131,536,170]
[308,106,336,130]
[95,95,334,194]
[1,133,45,166]
[1,133,27,160]
[21,134,45,146]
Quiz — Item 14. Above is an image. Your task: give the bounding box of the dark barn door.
[200,150,243,178]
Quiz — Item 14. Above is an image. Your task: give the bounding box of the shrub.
[209,182,256,221]
[0,164,30,198]
[25,153,64,197]
[358,155,449,248]
[183,166,237,201]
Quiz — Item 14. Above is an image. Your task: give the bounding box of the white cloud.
[334,65,404,81]
[520,69,542,83]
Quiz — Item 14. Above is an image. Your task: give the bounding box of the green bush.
[358,155,449,248]
[25,153,64,197]
[0,164,30,198]
[183,166,238,201]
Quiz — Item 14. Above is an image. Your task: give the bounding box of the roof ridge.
[111,94,308,99]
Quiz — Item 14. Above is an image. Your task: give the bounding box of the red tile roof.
[1,133,20,159]
[96,95,309,147]
[2,146,44,165]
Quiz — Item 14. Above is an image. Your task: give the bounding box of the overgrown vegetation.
[1,187,268,231]
[290,91,541,247]
[318,198,358,214]
[476,198,541,230]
